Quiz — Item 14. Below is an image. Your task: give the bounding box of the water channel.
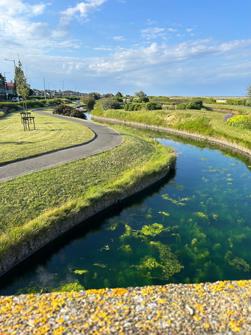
[1,134,250,294]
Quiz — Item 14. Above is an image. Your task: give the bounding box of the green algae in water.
[73,269,89,275]
[158,211,170,217]
[194,211,209,220]
[59,281,84,292]
[1,136,251,294]
[140,223,166,237]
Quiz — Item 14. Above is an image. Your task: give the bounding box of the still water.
[1,137,251,294]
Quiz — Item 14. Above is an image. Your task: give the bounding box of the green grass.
[205,103,251,115]
[93,107,251,150]
[0,126,175,258]
[0,110,94,164]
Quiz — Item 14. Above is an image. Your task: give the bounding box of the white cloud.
[31,3,47,16]
[60,0,106,24]
[1,1,251,95]
[186,28,193,33]
[0,0,79,55]
[141,27,166,40]
[0,0,47,16]
[94,47,112,51]
[113,35,125,41]
[87,39,251,74]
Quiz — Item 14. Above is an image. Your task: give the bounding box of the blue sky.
[1,0,251,95]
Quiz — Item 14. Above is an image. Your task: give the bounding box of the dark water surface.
[1,137,251,294]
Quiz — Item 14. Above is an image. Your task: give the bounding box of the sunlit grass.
[93,108,251,149]
[0,110,94,164]
[0,126,175,258]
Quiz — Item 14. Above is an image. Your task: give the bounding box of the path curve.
[0,111,122,182]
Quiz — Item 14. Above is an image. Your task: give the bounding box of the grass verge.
[93,108,251,150]
[0,110,94,164]
[0,126,175,260]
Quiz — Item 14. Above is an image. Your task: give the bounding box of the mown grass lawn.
[0,126,175,257]
[0,110,94,164]
[93,108,251,150]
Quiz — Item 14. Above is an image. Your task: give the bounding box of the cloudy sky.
[1,0,251,95]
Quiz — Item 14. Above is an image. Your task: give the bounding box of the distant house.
[0,78,16,100]
[7,81,16,93]
[0,74,6,100]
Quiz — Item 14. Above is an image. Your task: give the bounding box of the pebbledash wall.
[92,116,251,161]
[0,158,175,277]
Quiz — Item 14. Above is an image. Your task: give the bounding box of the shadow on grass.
[0,141,33,145]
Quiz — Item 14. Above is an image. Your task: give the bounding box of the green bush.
[53,104,86,119]
[81,96,95,111]
[176,100,203,110]
[227,115,251,129]
[101,98,123,110]
[0,99,62,111]
[124,103,143,111]
[146,102,162,110]
[176,103,187,110]
[245,100,251,107]
[186,100,203,110]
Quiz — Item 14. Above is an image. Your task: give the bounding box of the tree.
[81,95,95,111]
[135,91,149,103]
[115,91,123,98]
[14,61,30,109]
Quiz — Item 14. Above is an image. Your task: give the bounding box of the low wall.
[0,160,175,277]
[93,116,251,161]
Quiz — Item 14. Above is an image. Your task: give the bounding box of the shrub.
[135,91,149,103]
[176,103,187,110]
[101,98,123,110]
[176,100,203,110]
[245,100,251,107]
[53,104,86,119]
[227,115,251,129]
[186,100,203,110]
[81,96,95,111]
[124,103,143,111]
[146,102,162,110]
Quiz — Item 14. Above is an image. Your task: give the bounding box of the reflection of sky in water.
[1,137,251,294]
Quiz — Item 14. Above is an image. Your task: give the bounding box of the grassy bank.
[93,107,251,150]
[205,103,251,115]
[0,110,94,164]
[0,126,175,260]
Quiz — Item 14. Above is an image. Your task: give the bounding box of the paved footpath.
[0,111,122,182]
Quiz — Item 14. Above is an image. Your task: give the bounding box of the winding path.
[0,111,122,182]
